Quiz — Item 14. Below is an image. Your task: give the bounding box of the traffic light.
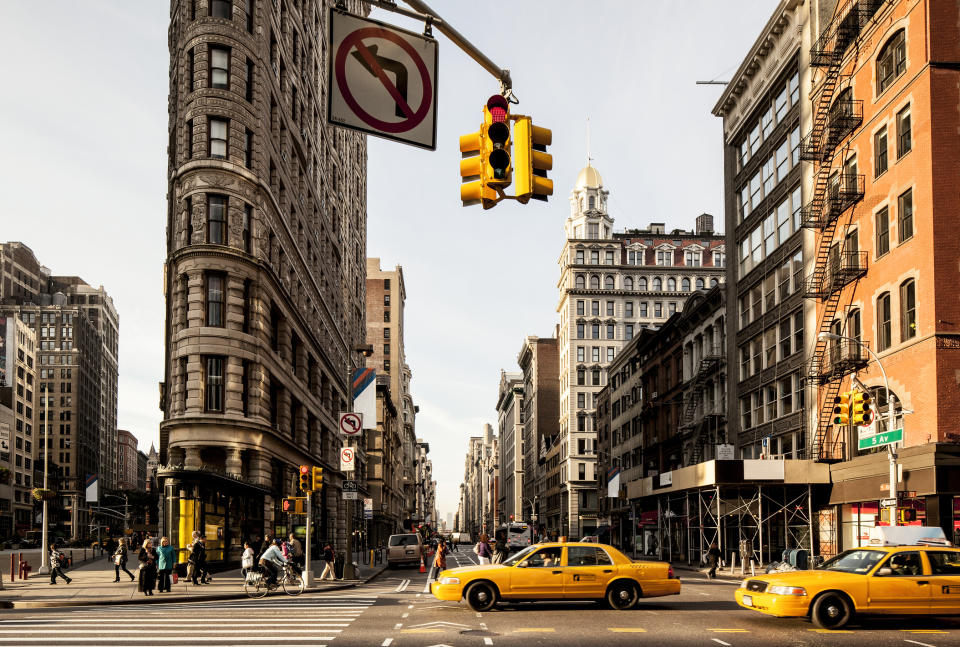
[513,116,554,203]
[851,391,873,426]
[282,497,304,514]
[898,507,917,523]
[485,94,512,188]
[832,392,851,425]
[312,466,323,491]
[298,465,311,492]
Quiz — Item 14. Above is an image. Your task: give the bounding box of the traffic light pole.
[304,493,314,587]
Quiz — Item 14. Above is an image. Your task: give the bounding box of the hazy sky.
[0,1,776,520]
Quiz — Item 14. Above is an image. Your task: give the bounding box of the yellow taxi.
[430,541,680,611]
[735,527,960,629]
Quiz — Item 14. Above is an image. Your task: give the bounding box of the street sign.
[340,446,355,472]
[343,480,358,492]
[0,423,9,453]
[364,498,373,520]
[857,427,903,450]
[339,412,363,436]
[328,9,438,149]
[343,491,359,500]
[881,498,898,507]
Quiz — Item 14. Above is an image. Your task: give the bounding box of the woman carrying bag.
[138,538,158,596]
[113,538,135,582]
[474,534,493,565]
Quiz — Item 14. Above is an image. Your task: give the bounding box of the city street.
[3,550,959,647]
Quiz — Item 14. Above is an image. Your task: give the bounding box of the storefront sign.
[659,471,672,487]
[716,444,735,460]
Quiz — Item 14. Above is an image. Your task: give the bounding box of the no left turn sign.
[340,446,355,472]
[328,9,438,150]
[339,412,362,436]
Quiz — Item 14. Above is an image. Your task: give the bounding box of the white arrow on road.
[409,621,471,629]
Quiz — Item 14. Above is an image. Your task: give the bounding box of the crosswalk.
[1,594,378,646]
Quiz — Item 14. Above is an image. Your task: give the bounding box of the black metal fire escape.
[802,0,882,461]
[681,345,725,465]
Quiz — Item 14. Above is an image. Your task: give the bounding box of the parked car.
[431,541,680,611]
[735,526,959,629]
[387,533,423,567]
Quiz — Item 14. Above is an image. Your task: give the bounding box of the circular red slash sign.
[335,27,432,134]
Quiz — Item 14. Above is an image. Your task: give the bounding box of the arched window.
[588,195,596,210]
[847,308,861,341]
[877,292,892,350]
[900,278,916,340]
[652,277,662,291]
[832,87,854,120]
[638,277,648,291]
[667,278,676,291]
[696,278,705,290]
[590,275,600,290]
[877,30,906,94]
[604,276,615,290]
[868,386,904,436]
[710,278,719,287]
[575,275,585,289]
[681,278,691,291]
[624,277,634,290]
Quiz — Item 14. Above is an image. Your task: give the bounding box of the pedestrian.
[113,537,135,582]
[492,531,508,564]
[320,543,337,581]
[138,538,158,596]
[49,543,72,585]
[156,536,176,593]
[189,534,209,584]
[258,531,274,562]
[706,542,722,579]
[287,532,304,570]
[241,540,255,578]
[474,534,492,565]
[432,539,447,580]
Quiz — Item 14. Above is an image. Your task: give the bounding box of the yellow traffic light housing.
[485,94,511,188]
[832,392,851,426]
[851,391,873,426]
[460,94,513,209]
[513,117,553,203]
[298,465,311,492]
[312,466,324,491]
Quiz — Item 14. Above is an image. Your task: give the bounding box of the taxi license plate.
[742,594,753,607]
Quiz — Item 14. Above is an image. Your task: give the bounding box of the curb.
[2,563,388,609]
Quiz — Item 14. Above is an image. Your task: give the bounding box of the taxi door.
[924,549,960,612]
[563,546,617,598]
[867,550,931,614]
[509,546,566,599]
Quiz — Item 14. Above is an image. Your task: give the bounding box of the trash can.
[794,549,809,570]
[334,551,345,579]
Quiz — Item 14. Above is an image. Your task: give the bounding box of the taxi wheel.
[811,592,852,629]
[465,581,498,611]
[606,581,639,610]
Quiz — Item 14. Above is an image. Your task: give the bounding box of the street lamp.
[818,332,898,525]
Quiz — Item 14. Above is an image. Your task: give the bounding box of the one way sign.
[328,8,438,150]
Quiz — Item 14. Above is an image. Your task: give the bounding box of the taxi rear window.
[820,549,885,573]
[928,551,960,575]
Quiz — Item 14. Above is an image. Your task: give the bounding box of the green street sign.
[858,428,903,450]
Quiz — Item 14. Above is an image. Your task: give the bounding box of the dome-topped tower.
[566,161,612,240]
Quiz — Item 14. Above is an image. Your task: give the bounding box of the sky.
[0,0,778,521]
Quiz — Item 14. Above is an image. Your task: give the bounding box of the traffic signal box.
[832,392,851,426]
[298,465,312,492]
[312,466,324,491]
[851,391,873,426]
[513,116,553,203]
[282,498,305,514]
[460,94,552,209]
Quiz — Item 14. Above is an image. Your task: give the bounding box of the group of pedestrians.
[107,533,207,596]
[472,533,509,565]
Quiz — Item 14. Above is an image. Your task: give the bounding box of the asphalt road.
[4,547,959,646]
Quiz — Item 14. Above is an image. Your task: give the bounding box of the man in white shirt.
[258,538,287,588]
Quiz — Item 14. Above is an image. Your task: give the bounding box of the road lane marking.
[394,623,403,630]
[484,639,493,646]
[394,578,410,592]
[401,629,442,633]
[809,629,854,634]
[407,604,414,609]
[904,641,937,647]
[711,640,732,647]
[609,628,647,632]
[710,629,749,632]
[906,630,949,634]
[381,640,393,647]
[698,591,710,596]
[514,628,555,632]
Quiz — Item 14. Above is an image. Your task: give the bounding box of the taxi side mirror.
[875,567,893,577]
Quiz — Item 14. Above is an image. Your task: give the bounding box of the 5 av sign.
[328,9,438,149]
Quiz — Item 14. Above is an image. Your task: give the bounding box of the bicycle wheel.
[244,574,268,598]
[282,571,305,596]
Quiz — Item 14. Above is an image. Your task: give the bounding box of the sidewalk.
[0,552,387,609]
[671,563,744,583]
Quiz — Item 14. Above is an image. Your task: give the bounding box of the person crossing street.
[49,543,72,585]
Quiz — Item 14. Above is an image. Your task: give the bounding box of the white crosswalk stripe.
[4,595,377,646]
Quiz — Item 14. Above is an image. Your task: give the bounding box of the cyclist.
[258,538,287,588]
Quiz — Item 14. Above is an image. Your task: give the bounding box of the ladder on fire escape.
[802,0,881,461]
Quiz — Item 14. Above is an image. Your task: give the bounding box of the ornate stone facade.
[160,0,368,558]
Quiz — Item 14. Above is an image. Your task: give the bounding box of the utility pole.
[39,387,50,574]
[304,491,314,587]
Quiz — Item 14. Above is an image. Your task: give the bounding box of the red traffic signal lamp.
[485,94,511,187]
[832,392,851,426]
[298,465,311,492]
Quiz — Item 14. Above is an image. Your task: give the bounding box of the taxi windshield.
[503,545,538,566]
[818,549,886,573]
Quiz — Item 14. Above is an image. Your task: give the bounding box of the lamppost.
[39,388,50,574]
[520,495,538,543]
[818,332,898,525]
[342,344,373,580]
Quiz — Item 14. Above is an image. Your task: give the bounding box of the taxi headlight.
[439,577,461,585]
[768,585,806,596]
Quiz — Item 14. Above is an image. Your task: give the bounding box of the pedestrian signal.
[282,497,305,514]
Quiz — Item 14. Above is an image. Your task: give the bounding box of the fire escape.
[681,345,725,465]
[801,0,882,461]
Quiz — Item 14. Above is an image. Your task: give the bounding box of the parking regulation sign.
[340,446,355,472]
[328,9,438,149]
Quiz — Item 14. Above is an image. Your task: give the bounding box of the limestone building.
[495,371,523,523]
[159,0,369,562]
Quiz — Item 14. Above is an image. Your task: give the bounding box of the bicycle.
[243,562,304,598]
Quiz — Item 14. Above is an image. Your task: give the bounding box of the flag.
[606,466,621,498]
[352,367,376,428]
[85,474,99,504]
